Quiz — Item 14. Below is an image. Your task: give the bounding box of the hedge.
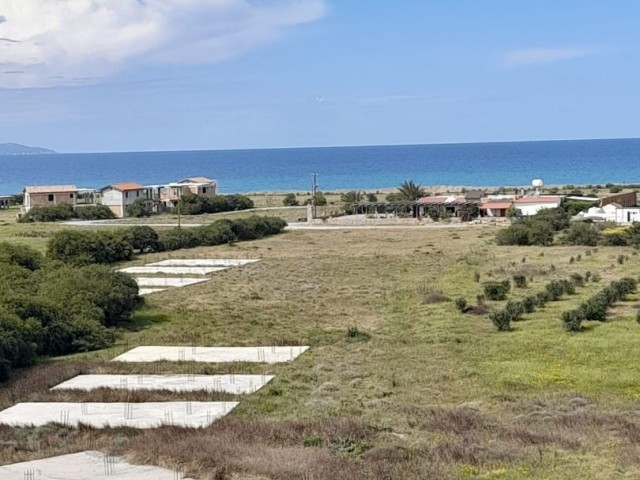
[0,251,144,381]
[21,203,116,222]
[47,216,287,265]
[177,193,254,216]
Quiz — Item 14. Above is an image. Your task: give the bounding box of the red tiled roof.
[513,196,562,204]
[107,182,145,192]
[480,202,513,210]
[25,185,77,194]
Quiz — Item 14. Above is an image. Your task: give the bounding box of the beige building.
[100,182,147,218]
[161,177,218,206]
[22,185,78,213]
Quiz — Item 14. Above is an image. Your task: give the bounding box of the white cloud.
[503,47,596,67]
[0,0,326,88]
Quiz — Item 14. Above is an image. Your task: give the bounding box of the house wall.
[25,192,77,211]
[514,202,560,216]
[616,208,640,225]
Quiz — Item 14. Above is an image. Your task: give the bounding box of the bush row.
[177,193,254,216]
[490,275,585,332]
[47,216,288,265]
[0,243,143,381]
[20,203,116,223]
[562,277,638,332]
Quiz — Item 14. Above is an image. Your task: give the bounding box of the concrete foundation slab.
[113,346,310,364]
[120,266,228,275]
[0,451,198,480]
[0,401,237,429]
[133,277,209,288]
[52,374,274,394]
[149,259,260,267]
[138,288,168,296]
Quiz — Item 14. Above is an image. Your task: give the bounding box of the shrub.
[177,194,254,215]
[483,281,510,301]
[283,193,299,206]
[347,326,371,342]
[0,242,43,271]
[513,274,528,288]
[535,291,551,307]
[495,222,532,246]
[636,311,640,324]
[47,230,133,265]
[490,310,512,331]
[570,273,585,287]
[617,254,625,265]
[126,198,153,218]
[505,300,525,321]
[21,203,75,222]
[591,273,601,283]
[561,223,600,246]
[563,309,584,332]
[473,271,480,283]
[455,297,467,313]
[476,294,486,306]
[123,226,160,253]
[522,296,536,313]
[75,205,116,220]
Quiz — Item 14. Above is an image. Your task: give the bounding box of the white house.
[100,182,147,218]
[512,196,563,216]
[615,207,640,225]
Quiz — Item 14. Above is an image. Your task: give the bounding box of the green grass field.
[1,214,640,478]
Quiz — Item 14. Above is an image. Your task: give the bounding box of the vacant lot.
[2,223,640,479]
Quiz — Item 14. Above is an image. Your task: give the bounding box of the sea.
[1,138,639,195]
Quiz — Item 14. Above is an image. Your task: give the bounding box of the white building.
[100,182,147,218]
[512,196,563,216]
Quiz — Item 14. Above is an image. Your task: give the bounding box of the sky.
[0,0,639,153]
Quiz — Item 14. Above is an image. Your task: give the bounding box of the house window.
[202,187,207,194]
[70,194,74,198]
[125,192,129,199]
[136,191,140,198]
[48,194,54,202]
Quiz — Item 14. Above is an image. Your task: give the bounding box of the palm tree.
[397,180,426,200]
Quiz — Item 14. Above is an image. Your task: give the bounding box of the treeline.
[20,204,116,223]
[0,243,143,381]
[490,275,588,331]
[562,278,637,332]
[496,207,640,247]
[48,216,287,265]
[177,193,254,216]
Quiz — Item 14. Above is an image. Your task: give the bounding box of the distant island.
[0,143,56,155]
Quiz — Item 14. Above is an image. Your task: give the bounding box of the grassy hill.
[1,221,640,479]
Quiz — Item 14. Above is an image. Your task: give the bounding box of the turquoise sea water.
[1,138,639,195]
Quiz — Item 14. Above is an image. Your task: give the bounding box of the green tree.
[282,193,299,206]
[126,199,153,218]
[397,180,426,201]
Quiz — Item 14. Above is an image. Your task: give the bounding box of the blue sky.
[1,0,639,153]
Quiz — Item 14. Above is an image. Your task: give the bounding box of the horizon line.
[12,135,640,156]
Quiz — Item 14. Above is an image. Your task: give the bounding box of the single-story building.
[22,185,78,213]
[0,195,11,209]
[480,201,513,218]
[417,196,475,218]
[615,207,640,225]
[100,182,147,218]
[512,196,563,216]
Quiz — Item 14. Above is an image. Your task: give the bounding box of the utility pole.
[311,173,318,219]
[177,187,182,229]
